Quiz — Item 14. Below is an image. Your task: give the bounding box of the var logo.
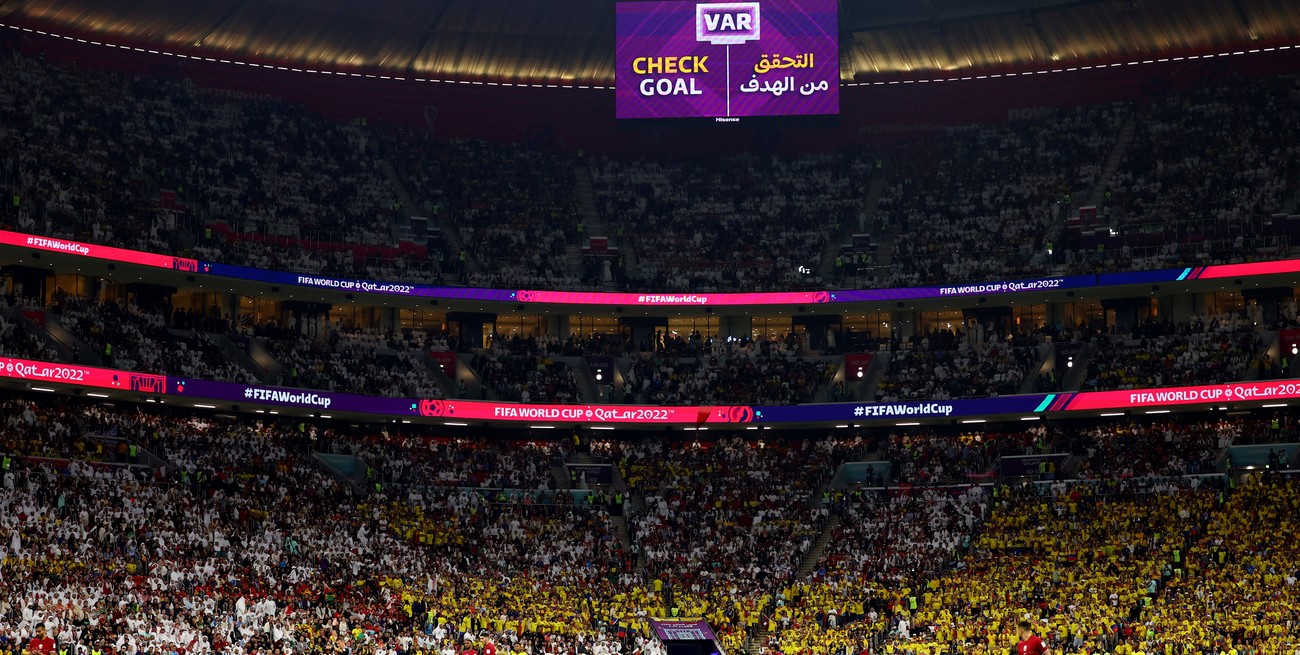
[696,2,761,44]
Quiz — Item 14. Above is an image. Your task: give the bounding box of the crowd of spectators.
[353,433,561,491]
[0,53,180,254]
[0,290,1288,412]
[879,417,1250,490]
[1062,419,1242,481]
[0,400,654,655]
[2,49,1298,295]
[388,137,586,289]
[4,391,1300,655]
[883,480,1225,655]
[49,296,257,383]
[588,153,866,292]
[883,428,1038,486]
[0,51,406,280]
[1143,475,1300,654]
[758,487,990,655]
[877,328,1041,401]
[1080,314,1264,391]
[601,435,863,652]
[625,345,834,406]
[1076,75,1300,272]
[261,326,447,398]
[470,336,580,403]
[870,104,1127,288]
[0,298,59,362]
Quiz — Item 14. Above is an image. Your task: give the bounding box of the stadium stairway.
[813,359,844,403]
[39,312,101,366]
[609,515,638,568]
[380,157,482,278]
[312,452,372,494]
[2,303,77,363]
[738,514,842,654]
[627,492,650,573]
[572,165,615,287]
[858,350,891,401]
[99,433,168,471]
[1060,343,1093,391]
[246,337,284,381]
[1085,117,1138,208]
[1039,117,1136,270]
[563,355,603,402]
[741,626,769,655]
[551,462,571,489]
[615,357,641,401]
[204,332,270,382]
[797,514,840,579]
[457,353,496,400]
[820,176,887,280]
[1241,330,1278,381]
[1019,343,1056,394]
[414,351,458,398]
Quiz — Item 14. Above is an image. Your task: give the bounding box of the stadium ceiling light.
[529,425,556,429]
[193,404,216,409]
[30,386,55,392]
[745,426,759,430]
[86,392,109,398]
[1100,412,1125,417]
[896,421,921,426]
[1262,403,1287,408]
[834,424,849,428]
[5,21,1295,92]
[591,426,616,430]
[960,419,986,424]
[445,422,468,426]
[1145,409,1171,414]
[1019,416,1040,421]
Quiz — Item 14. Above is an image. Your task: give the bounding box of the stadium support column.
[222,294,239,325]
[282,301,332,339]
[1102,297,1158,333]
[618,316,669,352]
[124,282,177,316]
[550,315,570,340]
[1160,294,1195,325]
[891,310,914,341]
[793,315,841,352]
[447,312,497,350]
[2,265,51,302]
[379,307,398,334]
[1243,287,1295,329]
[1046,302,1067,335]
[720,315,752,343]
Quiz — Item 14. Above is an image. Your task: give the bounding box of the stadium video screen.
[616,0,840,121]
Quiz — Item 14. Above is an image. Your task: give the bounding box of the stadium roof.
[3,0,1297,85]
